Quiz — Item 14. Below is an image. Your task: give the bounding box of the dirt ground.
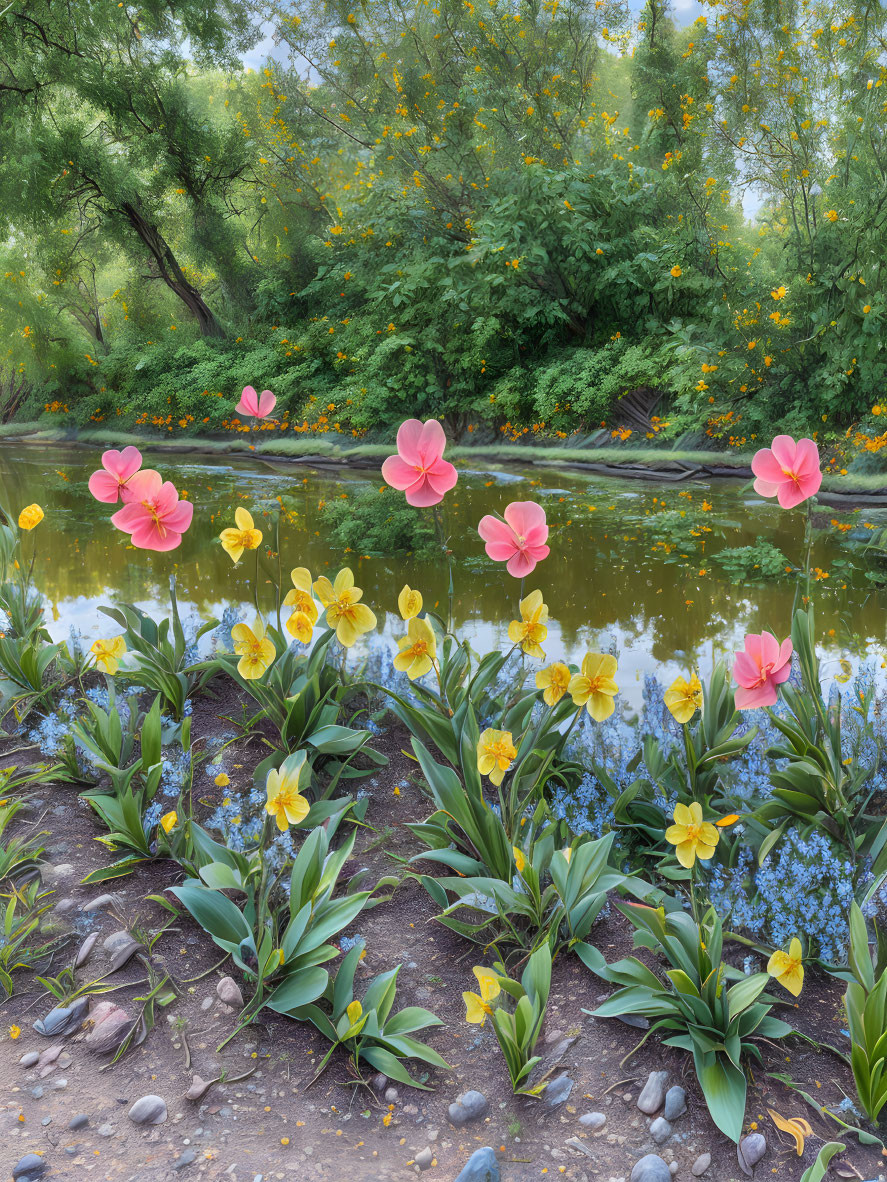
[0,687,884,1182]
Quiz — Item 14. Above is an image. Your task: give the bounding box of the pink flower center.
[141,500,167,537]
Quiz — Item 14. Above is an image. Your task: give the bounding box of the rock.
[74,932,99,969]
[649,1117,672,1144]
[33,996,89,1037]
[81,893,123,913]
[738,1133,767,1175]
[565,1137,595,1159]
[370,1072,388,1094]
[97,1123,116,1137]
[637,1070,669,1115]
[579,1111,606,1130]
[106,934,144,971]
[663,1085,687,1121]
[128,1094,168,1125]
[12,1153,46,1180]
[453,1146,500,1182]
[630,1154,672,1182]
[544,1073,574,1108]
[19,1051,39,1067]
[384,1086,399,1104]
[173,1148,197,1171]
[216,976,243,1009]
[44,862,74,881]
[449,1089,489,1125]
[84,1001,132,1054]
[414,1146,433,1170]
[691,1153,712,1177]
[184,1075,212,1103]
[69,1113,89,1130]
[31,1086,44,1099]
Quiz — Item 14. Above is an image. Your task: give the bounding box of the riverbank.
[2,421,886,505]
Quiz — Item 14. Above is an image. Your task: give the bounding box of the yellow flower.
[569,653,619,721]
[286,610,314,645]
[507,589,548,659]
[283,568,319,627]
[397,584,423,620]
[313,567,377,647]
[219,507,263,563]
[670,264,682,278]
[346,999,363,1026]
[476,728,517,786]
[9,1024,21,1039]
[825,209,838,222]
[160,810,177,834]
[393,616,436,680]
[664,673,702,723]
[771,285,787,300]
[512,846,526,873]
[463,966,501,1026]
[214,772,230,787]
[232,617,276,680]
[665,801,720,868]
[18,504,44,531]
[536,662,571,706]
[265,756,310,832]
[767,937,804,997]
[90,635,127,676]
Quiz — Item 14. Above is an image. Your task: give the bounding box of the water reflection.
[1,443,885,707]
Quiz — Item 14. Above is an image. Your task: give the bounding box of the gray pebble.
[663,1085,687,1121]
[650,1116,672,1144]
[216,976,244,1009]
[173,1148,197,1170]
[33,996,89,1037]
[370,1072,388,1094]
[454,1146,500,1182]
[579,1111,606,1130]
[692,1153,711,1177]
[12,1153,46,1180]
[74,932,99,969]
[738,1132,767,1174]
[637,1070,669,1115]
[630,1154,672,1182]
[449,1089,489,1126]
[128,1094,168,1125]
[414,1146,433,1170]
[544,1073,574,1108]
[384,1086,399,1103]
[31,1086,44,1099]
[69,1114,89,1130]
[97,1123,116,1137]
[103,929,133,954]
[19,1052,39,1067]
[41,1116,52,1126]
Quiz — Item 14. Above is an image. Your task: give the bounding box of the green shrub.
[319,486,439,558]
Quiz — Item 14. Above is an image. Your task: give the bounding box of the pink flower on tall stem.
[236,386,276,419]
[733,630,793,709]
[88,447,152,504]
[751,435,822,509]
[478,501,550,578]
[110,471,194,552]
[381,418,458,507]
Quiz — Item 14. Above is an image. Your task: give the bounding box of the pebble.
[663,1086,687,1121]
[19,1052,39,1067]
[738,1132,767,1174]
[448,1090,489,1126]
[84,1002,132,1054]
[453,1146,500,1182]
[544,1073,574,1108]
[637,1071,669,1115]
[564,1137,595,1159]
[74,932,99,968]
[216,976,244,1009]
[69,1114,89,1130]
[103,930,133,954]
[370,1073,388,1094]
[128,1094,168,1125]
[649,1117,672,1144]
[33,996,89,1037]
[173,1148,197,1170]
[31,1086,44,1099]
[630,1154,672,1182]
[691,1153,711,1176]
[12,1153,46,1181]
[414,1146,433,1170]
[579,1111,606,1130]
[97,1123,116,1137]
[82,893,122,913]
[384,1086,400,1104]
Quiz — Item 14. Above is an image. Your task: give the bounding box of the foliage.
[319,486,439,559]
[290,944,450,1088]
[0,883,62,998]
[474,945,553,1096]
[715,543,792,583]
[578,903,794,1142]
[844,903,887,1123]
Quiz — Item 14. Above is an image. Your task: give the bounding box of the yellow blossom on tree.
[670,264,682,278]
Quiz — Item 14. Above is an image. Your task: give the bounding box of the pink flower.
[751,435,822,509]
[110,470,194,552]
[236,385,276,419]
[478,501,550,578]
[381,418,458,507]
[733,631,793,709]
[88,447,151,503]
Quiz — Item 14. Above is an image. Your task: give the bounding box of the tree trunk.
[118,201,225,338]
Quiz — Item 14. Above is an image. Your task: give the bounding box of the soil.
[0,685,883,1182]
